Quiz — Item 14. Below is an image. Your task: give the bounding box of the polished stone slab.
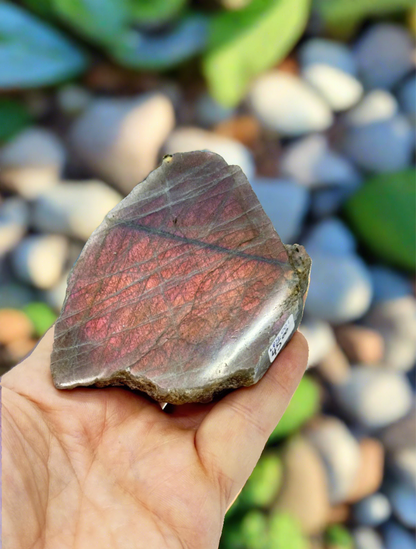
[51,151,311,404]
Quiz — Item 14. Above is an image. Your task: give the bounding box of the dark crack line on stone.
[121,221,285,266]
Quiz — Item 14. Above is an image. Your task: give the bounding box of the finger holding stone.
[195,331,309,507]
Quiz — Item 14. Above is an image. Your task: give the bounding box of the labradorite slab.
[51,151,311,404]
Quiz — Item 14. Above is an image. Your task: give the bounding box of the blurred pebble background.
[0,0,415,548]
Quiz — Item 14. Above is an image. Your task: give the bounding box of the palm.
[2,327,307,549]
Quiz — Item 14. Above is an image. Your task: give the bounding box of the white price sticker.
[268,314,295,363]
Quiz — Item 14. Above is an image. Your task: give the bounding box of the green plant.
[0,99,32,143]
[220,510,269,549]
[239,452,283,508]
[268,512,309,549]
[240,511,270,549]
[48,0,128,45]
[112,13,209,70]
[269,376,320,442]
[129,0,188,27]
[203,0,310,106]
[325,524,354,549]
[4,0,310,106]
[23,302,57,337]
[0,2,88,88]
[313,0,415,37]
[221,510,309,549]
[344,169,416,272]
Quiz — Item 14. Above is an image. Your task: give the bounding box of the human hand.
[2,326,308,549]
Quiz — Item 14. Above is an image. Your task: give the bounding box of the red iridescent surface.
[51,151,310,403]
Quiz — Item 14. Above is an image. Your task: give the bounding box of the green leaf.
[269,376,320,441]
[239,453,283,508]
[0,2,89,89]
[0,99,32,143]
[129,0,188,27]
[325,524,354,549]
[240,511,270,549]
[269,512,309,549]
[219,525,246,549]
[313,0,415,38]
[203,0,310,107]
[314,0,415,27]
[52,0,129,46]
[344,170,416,272]
[21,0,128,45]
[21,0,55,19]
[112,13,208,70]
[23,302,57,337]
[220,510,269,549]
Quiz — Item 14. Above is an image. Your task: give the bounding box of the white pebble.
[335,367,413,429]
[163,127,255,181]
[305,253,373,324]
[42,269,70,311]
[70,93,175,194]
[343,90,398,127]
[307,417,361,504]
[299,319,335,367]
[0,127,65,198]
[249,71,333,136]
[12,234,68,290]
[364,296,416,373]
[302,64,363,111]
[353,527,385,549]
[33,181,122,241]
[281,133,360,188]
[353,493,392,526]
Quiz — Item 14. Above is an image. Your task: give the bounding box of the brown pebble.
[317,344,351,385]
[6,337,37,363]
[0,309,33,345]
[84,63,131,92]
[274,436,331,534]
[84,63,159,94]
[277,56,299,74]
[346,438,384,503]
[327,503,350,524]
[335,325,384,364]
[214,116,261,147]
